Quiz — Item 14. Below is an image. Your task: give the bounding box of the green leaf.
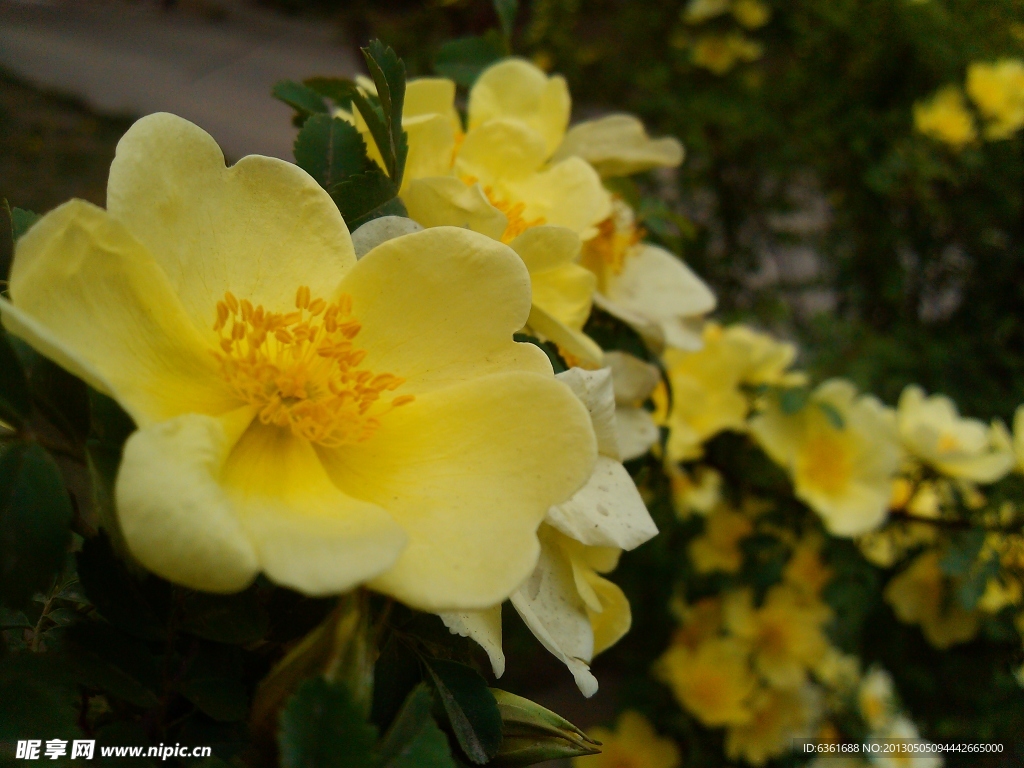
[940,528,987,577]
[0,327,31,428]
[424,659,502,764]
[294,114,373,192]
[85,390,136,554]
[178,642,249,722]
[816,401,845,430]
[376,684,456,768]
[304,77,356,110]
[582,305,656,364]
[330,168,401,229]
[957,554,1002,610]
[76,532,167,641]
[371,631,424,733]
[434,36,504,87]
[779,387,809,414]
[10,207,40,241]
[272,80,330,120]
[278,677,379,768]
[9,337,90,441]
[0,442,73,608]
[179,587,269,644]
[362,39,408,187]
[67,621,161,708]
[0,654,80,743]
[494,0,518,42]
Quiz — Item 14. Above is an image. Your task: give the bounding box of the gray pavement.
[0,0,360,160]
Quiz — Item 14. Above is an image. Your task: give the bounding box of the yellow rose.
[725,686,810,766]
[689,505,754,574]
[913,86,977,149]
[656,636,757,726]
[574,711,680,768]
[0,113,598,611]
[884,551,980,649]
[966,59,1024,140]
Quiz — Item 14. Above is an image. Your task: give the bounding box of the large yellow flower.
[884,551,980,649]
[0,113,598,611]
[966,59,1024,140]
[656,636,756,726]
[913,86,977,149]
[896,385,1014,483]
[725,687,810,766]
[574,711,680,768]
[749,380,901,536]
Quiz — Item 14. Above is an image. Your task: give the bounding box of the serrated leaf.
[494,0,518,41]
[0,326,31,428]
[272,80,329,118]
[294,114,373,190]
[304,77,356,110]
[376,684,456,768]
[0,442,73,609]
[330,168,400,228]
[278,677,379,768]
[434,36,504,87]
[817,401,845,430]
[362,39,407,186]
[779,387,809,414]
[11,206,40,241]
[424,659,502,764]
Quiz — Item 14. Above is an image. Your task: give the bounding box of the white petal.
[606,351,661,404]
[351,216,423,258]
[440,607,506,678]
[556,368,619,458]
[616,407,661,461]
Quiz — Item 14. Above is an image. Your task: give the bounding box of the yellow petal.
[511,527,598,696]
[505,157,612,238]
[526,303,605,368]
[340,227,552,394]
[321,371,597,611]
[402,177,509,241]
[586,571,631,655]
[405,77,461,129]
[106,113,355,325]
[508,225,581,274]
[393,114,458,189]
[602,244,716,350]
[440,606,506,677]
[553,114,684,178]
[3,199,236,426]
[531,264,597,332]
[468,58,571,157]
[116,409,259,592]
[546,455,657,550]
[222,422,407,596]
[456,119,549,182]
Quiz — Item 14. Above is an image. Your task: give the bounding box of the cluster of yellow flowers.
[674,0,772,75]
[914,59,1024,149]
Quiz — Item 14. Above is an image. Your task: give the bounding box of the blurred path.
[0,0,358,159]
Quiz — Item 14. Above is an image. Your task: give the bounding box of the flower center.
[212,287,414,447]
[461,175,547,243]
[798,432,852,495]
[936,432,960,453]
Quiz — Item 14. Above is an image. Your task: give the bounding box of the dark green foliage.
[424,659,503,764]
[434,35,505,87]
[272,80,329,122]
[278,677,379,768]
[293,114,372,190]
[0,328,31,429]
[376,685,456,768]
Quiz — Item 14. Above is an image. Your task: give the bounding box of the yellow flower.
[750,379,902,536]
[656,637,756,726]
[574,711,680,768]
[724,585,831,689]
[689,505,754,574]
[0,113,598,611]
[682,0,731,24]
[732,0,772,29]
[723,324,807,387]
[581,198,716,352]
[913,86,977,149]
[668,463,723,518]
[552,114,684,179]
[725,687,810,766]
[966,59,1024,140]
[783,538,833,597]
[444,367,655,696]
[884,551,980,649]
[858,666,896,731]
[692,33,764,75]
[896,385,1014,483]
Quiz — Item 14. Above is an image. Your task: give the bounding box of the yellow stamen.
[213,288,413,447]
[460,175,546,243]
[583,214,642,278]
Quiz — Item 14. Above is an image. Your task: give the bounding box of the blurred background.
[4,0,1024,760]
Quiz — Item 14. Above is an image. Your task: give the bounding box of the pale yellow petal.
[222,422,407,596]
[396,114,458,188]
[351,216,423,258]
[603,244,716,350]
[526,303,605,368]
[340,227,552,394]
[321,372,598,611]
[546,455,657,550]
[592,292,666,354]
[615,407,660,461]
[553,114,684,178]
[456,119,548,182]
[468,58,571,157]
[510,527,598,696]
[440,606,505,677]
[402,177,509,241]
[606,351,661,405]
[506,157,612,238]
[106,113,355,325]
[115,409,259,593]
[556,368,619,458]
[586,572,631,655]
[508,225,581,274]
[3,199,236,426]
[531,264,597,331]
[405,77,461,129]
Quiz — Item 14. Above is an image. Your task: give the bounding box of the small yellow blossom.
[692,33,764,76]
[689,505,754,574]
[732,0,772,29]
[750,380,902,536]
[0,113,598,612]
[858,666,896,731]
[656,637,757,726]
[574,711,680,768]
[725,687,810,766]
[897,385,1014,483]
[913,86,977,149]
[783,538,833,597]
[671,596,724,650]
[966,59,1024,140]
[884,551,980,649]
[682,0,731,24]
[668,463,723,518]
[724,585,831,689]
